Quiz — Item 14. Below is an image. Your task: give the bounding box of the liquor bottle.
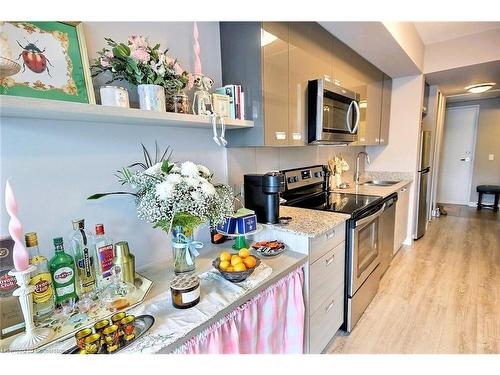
[49,237,78,306]
[70,219,97,295]
[25,232,55,321]
[94,224,114,289]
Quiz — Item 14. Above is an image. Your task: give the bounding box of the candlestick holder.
[8,265,54,351]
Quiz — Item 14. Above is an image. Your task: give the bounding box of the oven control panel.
[282,165,325,190]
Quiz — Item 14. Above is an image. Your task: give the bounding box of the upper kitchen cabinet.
[220,22,290,146]
[331,38,387,146]
[289,22,333,146]
[379,74,392,145]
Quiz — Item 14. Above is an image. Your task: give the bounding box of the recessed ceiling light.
[464,82,496,94]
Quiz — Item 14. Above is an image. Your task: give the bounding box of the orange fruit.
[219,260,230,271]
[243,256,257,269]
[219,251,231,262]
[226,265,234,272]
[233,263,247,272]
[230,255,243,266]
[238,248,250,258]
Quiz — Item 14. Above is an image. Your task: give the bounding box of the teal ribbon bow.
[172,233,204,266]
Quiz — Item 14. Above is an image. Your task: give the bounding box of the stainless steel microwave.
[307,78,360,144]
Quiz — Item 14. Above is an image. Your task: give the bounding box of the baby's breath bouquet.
[89,143,234,273]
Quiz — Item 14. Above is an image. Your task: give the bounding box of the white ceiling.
[425,60,500,100]
[414,22,500,45]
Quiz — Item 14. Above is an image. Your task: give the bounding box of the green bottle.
[49,237,78,306]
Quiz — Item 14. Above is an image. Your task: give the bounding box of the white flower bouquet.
[89,143,234,235]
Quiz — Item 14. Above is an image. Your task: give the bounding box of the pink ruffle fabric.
[173,267,305,354]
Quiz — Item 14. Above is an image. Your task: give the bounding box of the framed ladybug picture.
[0,21,95,103]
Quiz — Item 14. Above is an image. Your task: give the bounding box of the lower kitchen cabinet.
[306,223,346,354]
[394,183,411,253]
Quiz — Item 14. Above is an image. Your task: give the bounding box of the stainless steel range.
[280,165,396,332]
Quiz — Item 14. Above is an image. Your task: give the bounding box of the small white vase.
[137,84,166,112]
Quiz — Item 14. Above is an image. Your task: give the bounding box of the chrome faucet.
[354,151,370,185]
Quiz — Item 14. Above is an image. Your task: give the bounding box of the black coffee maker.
[244,172,285,224]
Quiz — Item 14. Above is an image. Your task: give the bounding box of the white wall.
[366,74,424,243]
[423,28,500,74]
[0,22,224,268]
[382,22,425,73]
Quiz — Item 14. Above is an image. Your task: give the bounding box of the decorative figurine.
[192,73,214,115]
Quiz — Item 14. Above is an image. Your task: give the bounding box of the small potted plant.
[92,36,192,112]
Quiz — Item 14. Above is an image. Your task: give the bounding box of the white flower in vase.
[200,181,216,197]
[143,162,162,176]
[197,164,211,178]
[156,181,175,200]
[181,161,199,177]
[185,176,201,188]
[166,173,182,185]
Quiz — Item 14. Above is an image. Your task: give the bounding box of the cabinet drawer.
[309,222,345,263]
[310,241,345,315]
[309,284,344,354]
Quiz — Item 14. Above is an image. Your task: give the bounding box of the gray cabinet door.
[379,74,392,145]
[262,22,290,146]
[363,66,384,146]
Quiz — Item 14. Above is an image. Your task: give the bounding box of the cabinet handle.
[275,132,286,140]
[292,132,302,141]
[375,138,379,143]
[326,300,335,312]
[325,254,335,266]
[326,230,335,240]
[380,138,384,143]
[360,137,366,142]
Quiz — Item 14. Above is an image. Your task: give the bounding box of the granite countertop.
[330,179,413,198]
[263,206,350,238]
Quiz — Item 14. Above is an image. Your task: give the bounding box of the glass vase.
[166,92,189,114]
[137,84,166,112]
[171,226,196,274]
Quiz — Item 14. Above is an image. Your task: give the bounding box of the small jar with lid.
[170,274,200,309]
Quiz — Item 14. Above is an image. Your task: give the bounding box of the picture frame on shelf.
[0,21,95,103]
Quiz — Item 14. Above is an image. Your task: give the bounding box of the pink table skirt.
[173,267,305,354]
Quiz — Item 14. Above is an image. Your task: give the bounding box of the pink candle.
[5,180,30,271]
[193,22,202,74]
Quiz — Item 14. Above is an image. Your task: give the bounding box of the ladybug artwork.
[16,39,53,77]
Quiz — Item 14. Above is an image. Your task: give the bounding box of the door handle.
[326,300,335,312]
[325,254,335,266]
[326,230,335,240]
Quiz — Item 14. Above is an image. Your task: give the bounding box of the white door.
[437,106,478,205]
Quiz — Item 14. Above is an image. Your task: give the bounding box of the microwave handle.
[346,101,354,133]
[351,101,360,134]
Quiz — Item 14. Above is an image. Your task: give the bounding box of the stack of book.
[215,84,245,120]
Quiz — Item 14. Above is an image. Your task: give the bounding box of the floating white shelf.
[0,96,254,129]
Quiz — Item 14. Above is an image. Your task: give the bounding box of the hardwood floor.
[326,212,500,354]
[439,203,500,222]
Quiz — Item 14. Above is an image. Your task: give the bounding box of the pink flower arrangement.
[92,35,191,92]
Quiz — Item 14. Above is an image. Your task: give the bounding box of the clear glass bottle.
[70,219,97,295]
[94,224,114,289]
[26,232,55,321]
[49,237,78,306]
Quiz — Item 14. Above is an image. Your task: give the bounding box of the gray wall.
[0,22,224,268]
[447,97,500,202]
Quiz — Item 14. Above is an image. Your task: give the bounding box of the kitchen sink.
[361,180,400,186]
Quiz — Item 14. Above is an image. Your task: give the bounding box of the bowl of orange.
[212,248,261,283]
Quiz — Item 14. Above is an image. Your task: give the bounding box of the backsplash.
[226,145,367,197]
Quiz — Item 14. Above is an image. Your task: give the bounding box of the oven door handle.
[354,204,385,228]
